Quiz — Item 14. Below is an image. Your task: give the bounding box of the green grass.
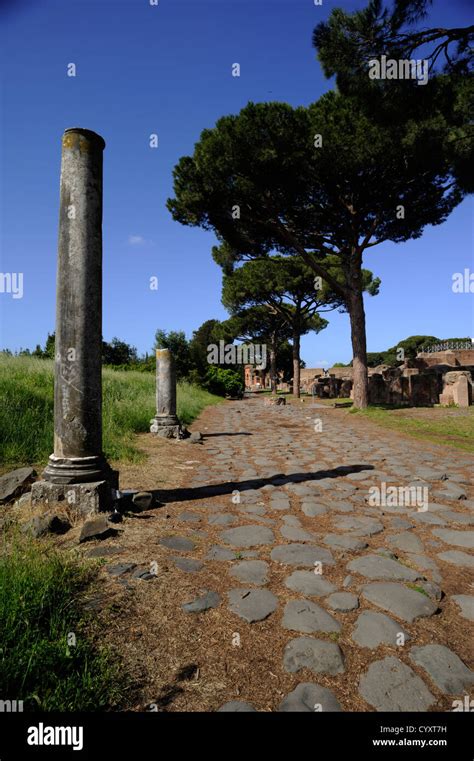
[0,355,223,466]
[0,532,127,710]
[350,404,474,452]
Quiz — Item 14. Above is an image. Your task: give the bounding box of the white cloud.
[128,235,147,246]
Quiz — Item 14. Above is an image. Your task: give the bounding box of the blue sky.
[0,0,472,366]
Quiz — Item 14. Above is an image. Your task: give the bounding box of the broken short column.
[31,128,118,514]
[150,349,182,438]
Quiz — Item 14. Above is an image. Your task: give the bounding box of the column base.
[31,478,118,515]
[150,416,183,439]
[43,454,116,485]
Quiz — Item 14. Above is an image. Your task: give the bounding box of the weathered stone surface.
[432,529,474,549]
[284,570,336,597]
[217,701,257,712]
[387,532,424,554]
[452,595,474,621]
[227,588,278,622]
[106,563,136,577]
[437,550,474,568]
[326,592,359,612]
[229,560,269,586]
[301,503,328,517]
[347,555,421,582]
[220,525,275,548]
[173,557,203,573]
[281,525,314,542]
[278,683,342,712]
[32,479,116,516]
[207,513,237,526]
[0,467,35,504]
[205,545,236,561]
[179,511,202,523]
[79,516,117,543]
[182,591,220,613]
[282,600,341,633]
[333,516,384,536]
[410,645,474,694]
[271,543,335,567]
[283,637,345,675]
[351,611,410,648]
[160,536,196,552]
[362,582,438,622]
[22,511,71,538]
[359,657,435,711]
[132,492,154,511]
[323,534,368,552]
[132,568,157,581]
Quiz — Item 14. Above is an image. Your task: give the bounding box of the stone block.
[31,477,117,515]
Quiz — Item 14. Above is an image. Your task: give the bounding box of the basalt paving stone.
[179,512,202,523]
[452,595,474,622]
[389,518,414,530]
[172,557,204,573]
[442,511,474,526]
[220,525,275,548]
[326,592,359,612]
[284,570,336,597]
[271,543,335,567]
[160,536,196,552]
[281,525,315,542]
[282,600,341,634]
[282,515,302,527]
[404,553,441,578]
[432,529,474,549]
[229,560,269,586]
[182,591,221,613]
[236,504,267,516]
[227,588,278,622]
[347,555,422,582]
[283,637,345,676]
[217,701,257,712]
[323,534,368,552]
[351,610,410,648]
[106,563,137,577]
[387,532,424,554]
[207,513,238,526]
[278,683,342,712]
[437,550,474,568]
[205,546,236,561]
[362,582,438,622]
[333,516,384,536]
[359,656,435,711]
[432,485,468,501]
[409,645,474,694]
[301,503,328,517]
[412,512,447,526]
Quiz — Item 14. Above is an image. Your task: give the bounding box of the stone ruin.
[306,349,474,407]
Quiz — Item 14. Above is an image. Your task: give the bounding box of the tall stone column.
[150,349,182,438]
[32,128,118,513]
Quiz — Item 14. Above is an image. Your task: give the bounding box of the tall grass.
[0,355,222,466]
[0,533,127,710]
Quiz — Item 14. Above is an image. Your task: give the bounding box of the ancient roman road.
[96,396,474,712]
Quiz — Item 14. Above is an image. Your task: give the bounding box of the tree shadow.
[150,464,374,505]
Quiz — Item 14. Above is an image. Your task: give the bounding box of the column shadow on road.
[151,464,374,505]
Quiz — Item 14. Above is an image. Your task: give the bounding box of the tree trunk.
[270,333,277,394]
[348,287,369,408]
[292,331,300,398]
